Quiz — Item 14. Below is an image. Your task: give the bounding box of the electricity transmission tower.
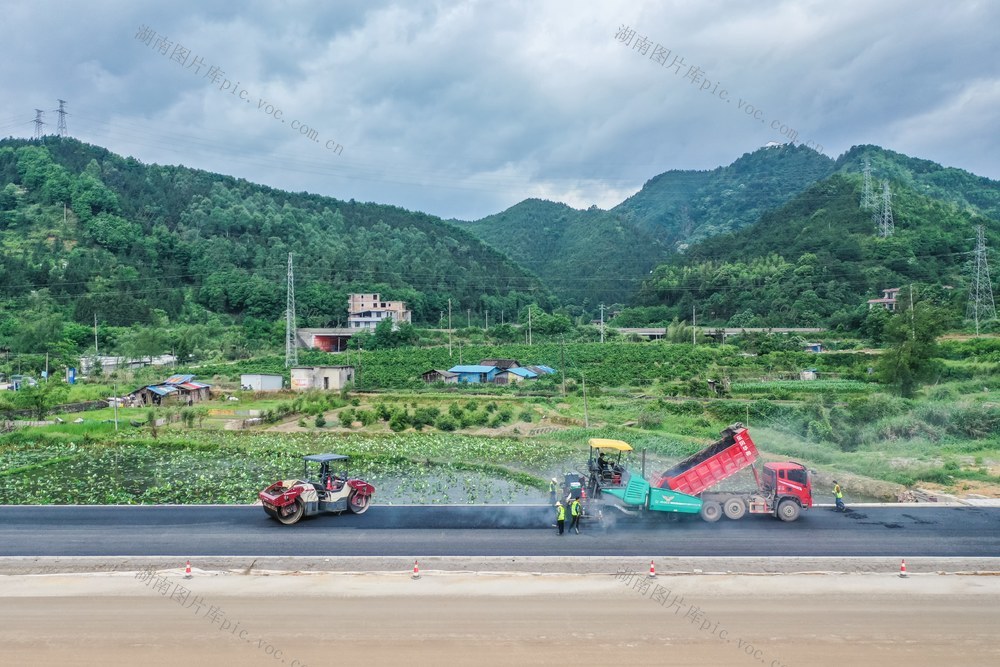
[967,225,996,335]
[285,253,298,367]
[54,100,68,137]
[33,109,45,138]
[860,158,875,210]
[874,180,894,237]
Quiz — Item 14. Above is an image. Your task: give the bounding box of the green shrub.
[518,410,534,423]
[314,413,327,428]
[435,414,458,431]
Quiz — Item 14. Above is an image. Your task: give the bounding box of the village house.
[240,373,284,392]
[448,365,500,384]
[347,293,412,330]
[493,367,538,384]
[867,287,901,311]
[128,374,211,407]
[290,366,355,391]
[421,369,459,384]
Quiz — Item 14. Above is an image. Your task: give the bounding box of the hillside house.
[867,287,901,311]
[290,366,355,391]
[347,293,412,330]
[421,369,459,384]
[448,365,499,384]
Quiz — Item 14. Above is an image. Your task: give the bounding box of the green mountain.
[454,199,665,308]
[627,148,1000,328]
[457,144,837,306]
[613,143,837,248]
[0,138,554,355]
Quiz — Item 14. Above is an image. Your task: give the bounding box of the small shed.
[494,367,538,385]
[448,365,499,384]
[128,374,211,406]
[804,343,823,353]
[800,369,818,381]
[241,373,284,392]
[422,369,459,384]
[290,366,355,391]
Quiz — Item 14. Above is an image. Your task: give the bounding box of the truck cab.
[760,462,812,509]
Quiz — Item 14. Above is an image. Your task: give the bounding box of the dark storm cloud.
[1,0,996,220]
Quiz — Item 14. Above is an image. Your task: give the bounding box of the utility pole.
[467,308,471,328]
[528,306,532,346]
[54,99,68,137]
[692,304,696,345]
[285,253,298,367]
[94,313,99,356]
[599,303,605,343]
[485,310,488,331]
[33,109,45,139]
[582,376,590,428]
[448,299,452,357]
[909,284,915,341]
[967,225,997,335]
[861,157,875,210]
[560,337,566,396]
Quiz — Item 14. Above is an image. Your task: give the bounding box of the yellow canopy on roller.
[588,438,633,451]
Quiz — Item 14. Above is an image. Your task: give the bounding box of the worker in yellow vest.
[549,478,558,504]
[569,497,582,534]
[833,480,845,512]
[555,502,565,535]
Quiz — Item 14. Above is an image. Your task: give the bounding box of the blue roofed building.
[448,365,499,383]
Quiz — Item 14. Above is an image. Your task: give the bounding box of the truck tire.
[348,490,371,514]
[699,500,722,523]
[723,497,746,520]
[275,499,304,525]
[777,499,800,522]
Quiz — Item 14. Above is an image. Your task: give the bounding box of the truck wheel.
[777,499,800,522]
[348,490,371,514]
[723,498,746,520]
[275,499,304,525]
[699,501,722,523]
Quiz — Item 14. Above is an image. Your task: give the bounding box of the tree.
[877,298,948,397]
[11,382,70,420]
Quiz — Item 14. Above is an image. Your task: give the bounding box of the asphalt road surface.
[2,504,999,557]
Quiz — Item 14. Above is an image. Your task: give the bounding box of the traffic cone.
[899,559,907,578]
[411,560,421,579]
[648,559,656,579]
[184,560,192,579]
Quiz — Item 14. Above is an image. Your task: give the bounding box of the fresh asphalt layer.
[1,504,999,558]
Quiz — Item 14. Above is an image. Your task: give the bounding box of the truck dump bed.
[655,424,759,496]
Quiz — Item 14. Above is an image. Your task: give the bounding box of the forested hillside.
[454,199,664,307]
[613,143,837,247]
[0,138,554,358]
[458,144,836,307]
[626,168,998,329]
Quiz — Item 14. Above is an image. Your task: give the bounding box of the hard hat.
[552,478,558,482]
[555,501,562,506]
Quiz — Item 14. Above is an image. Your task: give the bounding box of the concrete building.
[297,328,354,352]
[290,366,355,391]
[347,293,412,330]
[867,287,901,311]
[240,373,284,392]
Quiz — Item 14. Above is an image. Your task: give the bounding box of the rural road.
[2,504,999,557]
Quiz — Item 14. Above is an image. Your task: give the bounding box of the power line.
[875,179,894,238]
[285,252,298,367]
[32,109,46,139]
[967,225,996,335]
[860,157,875,210]
[54,100,68,137]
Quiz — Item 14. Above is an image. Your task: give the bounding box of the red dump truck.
[598,424,813,522]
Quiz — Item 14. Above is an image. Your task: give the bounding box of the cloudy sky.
[1,0,997,221]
